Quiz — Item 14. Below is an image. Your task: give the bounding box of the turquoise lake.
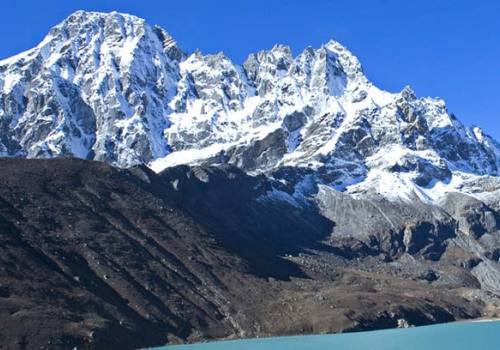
[154,320,500,349]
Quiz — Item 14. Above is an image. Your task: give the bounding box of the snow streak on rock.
[1,11,500,203]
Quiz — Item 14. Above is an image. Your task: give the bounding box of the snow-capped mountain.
[0,11,183,166]
[1,10,500,203]
[3,12,500,348]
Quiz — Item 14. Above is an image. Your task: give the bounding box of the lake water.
[154,320,500,349]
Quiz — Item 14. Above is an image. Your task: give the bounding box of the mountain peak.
[45,10,184,61]
[48,10,146,39]
[322,39,364,78]
[60,10,146,25]
[0,11,499,205]
[270,44,293,55]
[399,85,417,100]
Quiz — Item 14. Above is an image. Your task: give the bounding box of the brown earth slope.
[0,158,494,349]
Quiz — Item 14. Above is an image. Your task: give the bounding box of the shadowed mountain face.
[1,158,499,350]
[0,158,334,349]
[157,165,335,279]
[0,159,247,349]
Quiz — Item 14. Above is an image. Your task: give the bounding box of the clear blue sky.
[1,0,499,139]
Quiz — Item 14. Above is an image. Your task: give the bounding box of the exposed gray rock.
[441,192,499,238]
[315,185,455,260]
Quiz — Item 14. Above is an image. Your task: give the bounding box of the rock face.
[1,11,500,207]
[0,11,182,165]
[315,186,455,261]
[441,192,498,238]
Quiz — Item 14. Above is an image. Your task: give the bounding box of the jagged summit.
[57,10,146,26]
[1,10,499,204]
[0,10,184,165]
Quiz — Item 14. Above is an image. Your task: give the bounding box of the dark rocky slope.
[0,158,496,349]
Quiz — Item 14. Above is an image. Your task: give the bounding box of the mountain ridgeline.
[1,10,500,200]
[0,10,500,350]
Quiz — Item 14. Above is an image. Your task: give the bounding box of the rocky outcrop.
[315,185,455,260]
[0,158,493,349]
[441,192,498,238]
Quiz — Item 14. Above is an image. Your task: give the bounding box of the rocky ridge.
[1,11,500,206]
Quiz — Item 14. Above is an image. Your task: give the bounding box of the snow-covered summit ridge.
[1,10,499,203]
[0,11,183,165]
